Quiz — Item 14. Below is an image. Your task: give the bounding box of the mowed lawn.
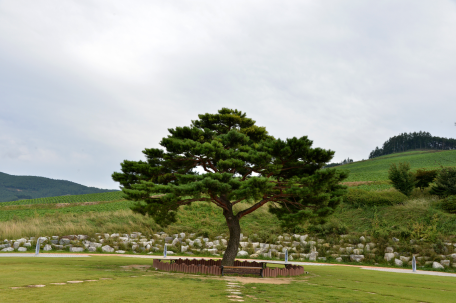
[1,257,456,302]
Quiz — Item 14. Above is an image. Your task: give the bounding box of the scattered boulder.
[207,249,218,255]
[350,255,364,262]
[384,253,395,261]
[237,250,249,257]
[400,256,410,263]
[432,262,444,269]
[59,239,71,245]
[102,245,114,253]
[70,247,83,252]
[441,260,450,267]
[43,244,52,251]
[394,259,403,266]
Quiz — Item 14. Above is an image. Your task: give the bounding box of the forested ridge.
[369,131,456,159]
[0,172,118,202]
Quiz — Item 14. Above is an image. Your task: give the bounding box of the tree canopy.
[112,108,348,265]
[369,131,456,159]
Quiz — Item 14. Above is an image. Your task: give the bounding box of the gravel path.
[0,253,89,258]
[360,267,456,277]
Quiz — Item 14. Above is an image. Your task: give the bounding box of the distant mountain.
[0,172,118,202]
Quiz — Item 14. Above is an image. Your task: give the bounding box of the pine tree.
[112,108,348,265]
[388,162,416,196]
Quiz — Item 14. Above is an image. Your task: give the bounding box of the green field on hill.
[338,149,456,182]
[1,150,455,240]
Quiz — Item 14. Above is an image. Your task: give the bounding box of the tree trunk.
[221,208,241,266]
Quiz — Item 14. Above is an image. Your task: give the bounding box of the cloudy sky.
[1,1,456,189]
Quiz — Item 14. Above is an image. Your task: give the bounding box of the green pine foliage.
[430,167,456,197]
[415,168,438,190]
[440,195,456,214]
[388,162,416,196]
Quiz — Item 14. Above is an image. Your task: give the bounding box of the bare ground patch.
[232,277,293,284]
[120,265,152,271]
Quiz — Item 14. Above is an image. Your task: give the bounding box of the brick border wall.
[153,258,305,277]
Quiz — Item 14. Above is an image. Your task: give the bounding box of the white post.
[412,256,416,272]
[164,244,167,258]
[35,238,40,256]
[285,249,288,264]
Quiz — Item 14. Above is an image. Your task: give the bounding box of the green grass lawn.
[1,257,455,302]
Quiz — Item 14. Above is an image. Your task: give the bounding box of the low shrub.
[441,195,456,214]
[308,218,348,236]
[344,188,407,207]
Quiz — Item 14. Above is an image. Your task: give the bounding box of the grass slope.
[0,171,118,202]
[1,149,456,240]
[337,149,456,182]
[0,196,281,240]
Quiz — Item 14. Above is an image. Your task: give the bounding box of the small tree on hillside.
[415,169,438,191]
[112,108,348,265]
[430,167,456,197]
[388,162,416,196]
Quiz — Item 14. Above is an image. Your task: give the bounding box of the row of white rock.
[1,232,456,268]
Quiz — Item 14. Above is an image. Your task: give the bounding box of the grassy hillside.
[1,150,456,240]
[0,171,119,202]
[337,150,456,182]
[0,191,281,239]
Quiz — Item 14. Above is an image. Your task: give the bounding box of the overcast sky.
[1,1,456,189]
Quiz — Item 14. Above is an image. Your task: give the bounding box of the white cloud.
[1,0,456,188]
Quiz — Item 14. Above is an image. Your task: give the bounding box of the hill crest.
[0,171,118,202]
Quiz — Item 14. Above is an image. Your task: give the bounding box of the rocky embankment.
[1,232,455,269]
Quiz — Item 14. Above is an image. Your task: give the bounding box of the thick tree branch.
[209,193,230,211]
[236,198,271,219]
